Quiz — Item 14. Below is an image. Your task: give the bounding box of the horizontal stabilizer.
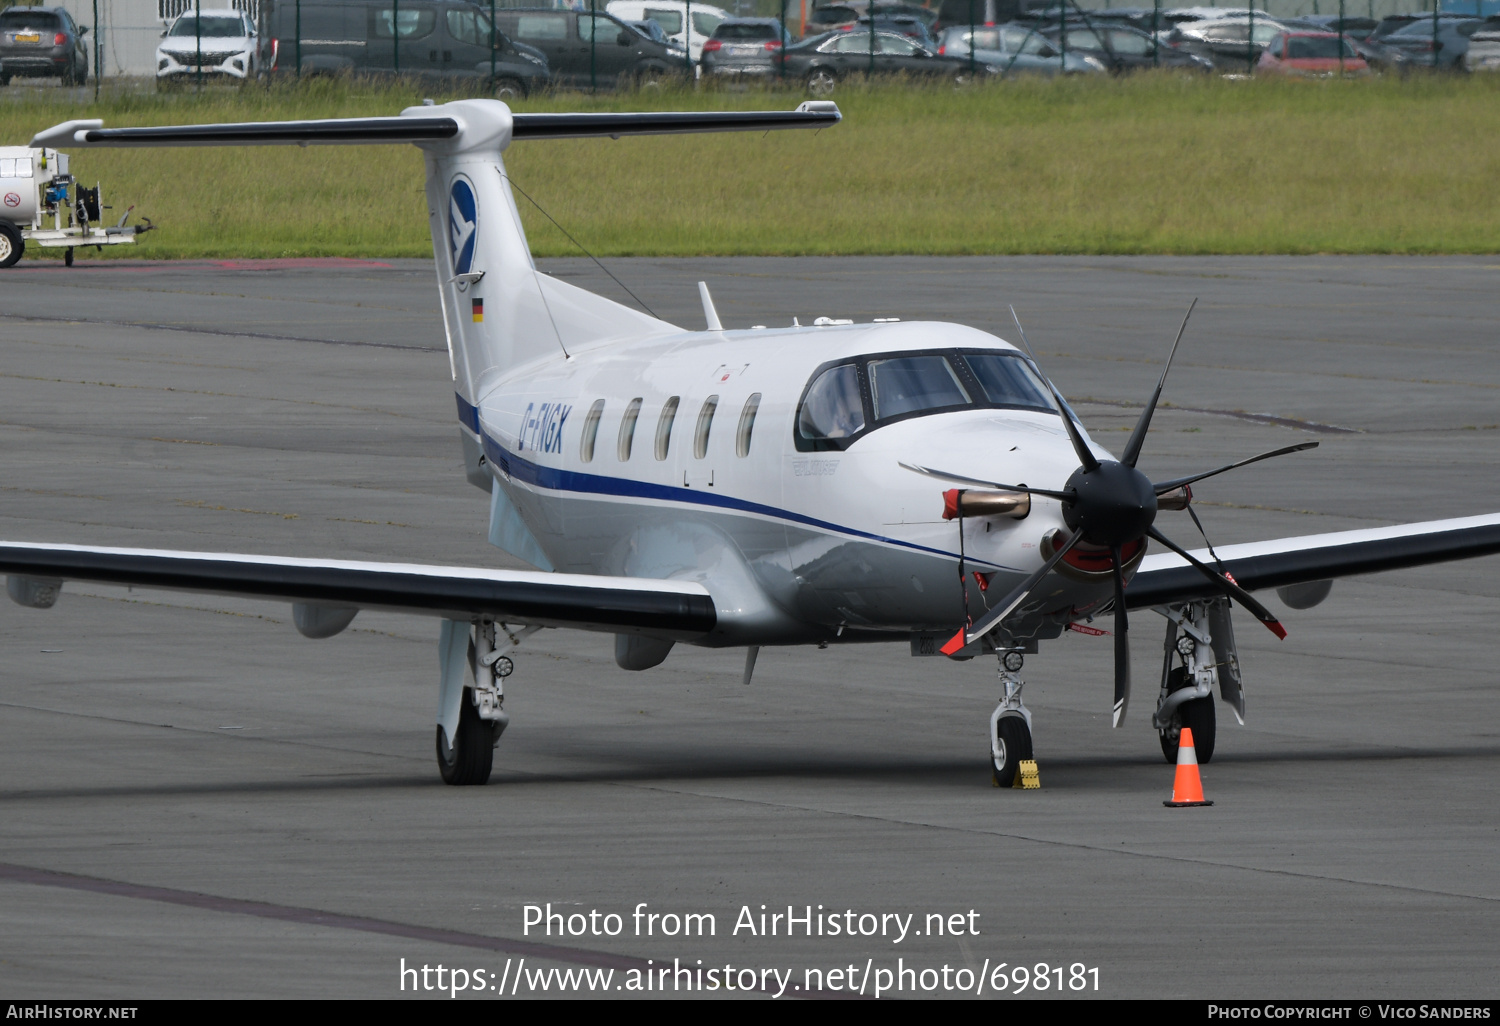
[31,116,460,149]
[0,542,716,639]
[30,102,840,150]
[510,103,841,140]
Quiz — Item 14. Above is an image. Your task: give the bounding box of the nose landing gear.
[989,650,1035,788]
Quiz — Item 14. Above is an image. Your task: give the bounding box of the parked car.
[1299,14,1380,41]
[701,18,789,77]
[1378,15,1482,70]
[1460,16,1500,70]
[1167,15,1290,71]
[604,1,728,61]
[804,4,860,34]
[1257,31,1367,75]
[849,14,939,49]
[937,23,1106,75]
[1039,21,1214,72]
[932,0,1032,34]
[158,9,258,85]
[262,0,549,94]
[0,5,88,85]
[496,7,686,87]
[780,28,975,95]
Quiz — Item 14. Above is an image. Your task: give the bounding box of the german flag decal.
[471,298,484,323]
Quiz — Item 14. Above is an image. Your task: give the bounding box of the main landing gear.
[1154,598,1241,765]
[435,618,536,785]
[989,650,1034,787]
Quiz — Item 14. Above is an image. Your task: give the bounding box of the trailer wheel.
[0,223,23,269]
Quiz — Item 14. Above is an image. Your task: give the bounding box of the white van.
[605,0,727,61]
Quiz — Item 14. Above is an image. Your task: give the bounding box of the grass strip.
[1,73,1497,258]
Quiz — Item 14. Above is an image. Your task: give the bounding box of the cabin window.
[617,397,642,461]
[736,393,761,458]
[797,364,865,446]
[960,352,1053,410]
[655,397,680,461]
[693,396,719,459]
[579,399,605,463]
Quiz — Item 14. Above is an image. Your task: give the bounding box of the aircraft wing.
[1126,513,1500,609]
[0,542,716,639]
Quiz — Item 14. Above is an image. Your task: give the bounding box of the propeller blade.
[940,526,1086,656]
[1152,442,1319,495]
[898,462,1074,502]
[1121,298,1197,469]
[1111,544,1130,728]
[1010,305,1099,473]
[1146,526,1287,639]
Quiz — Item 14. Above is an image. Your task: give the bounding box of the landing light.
[1176,635,1197,656]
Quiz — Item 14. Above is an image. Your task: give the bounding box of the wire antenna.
[501,172,660,320]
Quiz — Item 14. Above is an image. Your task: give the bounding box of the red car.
[1258,31,1368,74]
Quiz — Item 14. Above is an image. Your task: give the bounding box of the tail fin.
[33,101,842,482]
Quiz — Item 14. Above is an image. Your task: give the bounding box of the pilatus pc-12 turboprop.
[14,100,1500,785]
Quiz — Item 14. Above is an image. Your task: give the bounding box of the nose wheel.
[989,651,1035,787]
[992,715,1033,787]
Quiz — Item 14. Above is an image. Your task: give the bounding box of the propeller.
[925,301,1317,725]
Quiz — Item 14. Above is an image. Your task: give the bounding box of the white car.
[605,0,726,62]
[157,8,258,84]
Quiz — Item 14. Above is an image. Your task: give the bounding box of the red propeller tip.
[939,629,969,656]
[1266,619,1287,640]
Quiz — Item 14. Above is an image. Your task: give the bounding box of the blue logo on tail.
[449,177,477,275]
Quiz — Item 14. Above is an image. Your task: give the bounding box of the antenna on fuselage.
[699,281,723,332]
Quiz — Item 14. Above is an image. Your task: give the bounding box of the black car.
[494,8,687,88]
[263,0,548,95]
[0,5,88,85]
[781,28,974,95]
[1038,21,1212,72]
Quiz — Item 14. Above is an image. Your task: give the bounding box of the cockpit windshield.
[961,352,1053,408]
[868,355,970,419]
[795,348,1054,452]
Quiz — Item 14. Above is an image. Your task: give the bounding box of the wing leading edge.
[1126,513,1500,610]
[0,542,716,639]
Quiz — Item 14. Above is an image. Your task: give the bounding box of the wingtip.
[1267,620,1287,640]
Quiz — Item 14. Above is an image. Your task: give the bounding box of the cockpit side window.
[796,363,865,450]
[867,355,970,420]
[960,352,1054,410]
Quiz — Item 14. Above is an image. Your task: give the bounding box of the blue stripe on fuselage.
[458,393,1010,569]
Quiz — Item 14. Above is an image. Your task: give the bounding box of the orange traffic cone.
[1163,727,1214,808]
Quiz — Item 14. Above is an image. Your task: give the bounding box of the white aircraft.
[14,100,1500,786]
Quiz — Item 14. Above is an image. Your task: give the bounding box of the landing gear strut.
[990,650,1034,787]
[1154,600,1237,764]
[435,619,534,785]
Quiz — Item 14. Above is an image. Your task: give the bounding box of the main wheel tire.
[0,223,24,269]
[436,688,495,785]
[491,76,525,99]
[1158,667,1217,764]
[806,68,837,97]
[991,714,1033,788]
